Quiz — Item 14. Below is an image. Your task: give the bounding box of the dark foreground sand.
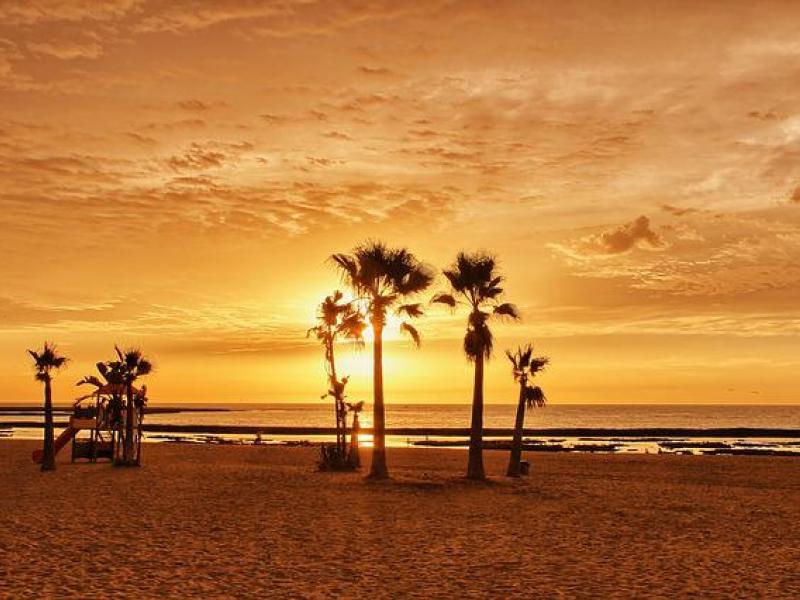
[1,441,798,599]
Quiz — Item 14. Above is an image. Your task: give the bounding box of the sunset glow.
[1,1,799,405]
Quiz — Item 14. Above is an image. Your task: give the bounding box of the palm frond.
[396,265,435,296]
[493,303,520,320]
[396,303,424,319]
[346,400,365,413]
[430,292,457,307]
[399,321,422,347]
[330,253,359,282]
[528,357,549,374]
[77,375,103,388]
[524,385,547,409]
[464,322,493,360]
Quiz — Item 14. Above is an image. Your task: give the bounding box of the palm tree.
[113,346,153,466]
[432,252,519,480]
[505,344,548,477]
[308,291,366,463]
[346,401,365,468]
[331,241,434,478]
[78,359,127,453]
[28,343,68,472]
[85,359,126,445]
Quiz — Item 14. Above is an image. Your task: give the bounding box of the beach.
[1,441,798,599]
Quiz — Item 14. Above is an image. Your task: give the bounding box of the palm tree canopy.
[506,343,549,409]
[331,241,434,303]
[28,342,68,382]
[331,240,434,344]
[114,346,154,383]
[433,251,520,360]
[506,344,549,379]
[308,291,367,345]
[346,401,365,414]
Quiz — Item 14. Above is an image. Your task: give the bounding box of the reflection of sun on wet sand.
[1,441,798,598]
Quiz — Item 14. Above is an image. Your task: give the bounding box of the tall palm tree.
[505,344,548,477]
[113,346,153,466]
[432,252,519,480]
[331,241,434,478]
[28,342,68,472]
[308,290,366,461]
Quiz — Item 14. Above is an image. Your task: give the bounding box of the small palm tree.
[84,359,127,437]
[331,241,434,478]
[28,343,69,471]
[308,291,366,463]
[346,401,365,468]
[432,252,519,480]
[112,346,153,466]
[505,344,548,477]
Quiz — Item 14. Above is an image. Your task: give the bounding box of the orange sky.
[1,1,798,405]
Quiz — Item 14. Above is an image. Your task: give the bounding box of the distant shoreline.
[3,421,800,439]
[0,406,231,415]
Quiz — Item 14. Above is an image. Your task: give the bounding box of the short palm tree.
[28,343,68,472]
[346,400,365,468]
[432,252,519,480]
[84,358,126,434]
[505,344,548,477]
[112,346,153,466]
[308,290,366,463]
[331,241,434,478]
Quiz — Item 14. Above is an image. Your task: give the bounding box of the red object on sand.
[31,426,78,463]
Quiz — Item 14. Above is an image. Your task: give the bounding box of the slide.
[31,426,78,464]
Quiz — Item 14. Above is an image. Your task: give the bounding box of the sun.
[362,313,405,343]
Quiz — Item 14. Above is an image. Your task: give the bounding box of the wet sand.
[1,441,798,598]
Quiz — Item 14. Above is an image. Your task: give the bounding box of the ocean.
[3,403,800,455]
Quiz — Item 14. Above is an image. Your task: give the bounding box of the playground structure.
[32,383,147,465]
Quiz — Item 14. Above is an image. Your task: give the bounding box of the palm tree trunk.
[507,382,526,477]
[369,323,388,478]
[123,383,135,465]
[467,352,485,480]
[136,408,143,466]
[348,413,361,469]
[327,338,344,456]
[41,378,56,472]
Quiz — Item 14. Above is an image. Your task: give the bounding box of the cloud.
[0,0,138,25]
[322,130,352,140]
[660,204,697,216]
[359,65,393,76]
[143,119,207,131]
[165,143,229,171]
[790,185,800,204]
[27,40,104,60]
[550,210,800,298]
[594,216,663,254]
[176,99,227,111]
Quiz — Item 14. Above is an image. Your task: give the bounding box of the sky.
[1,0,799,405]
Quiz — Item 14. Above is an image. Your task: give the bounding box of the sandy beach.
[1,441,798,599]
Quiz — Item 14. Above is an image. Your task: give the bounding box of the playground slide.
[31,426,78,464]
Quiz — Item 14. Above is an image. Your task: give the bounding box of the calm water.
[141,403,800,431]
[4,404,800,453]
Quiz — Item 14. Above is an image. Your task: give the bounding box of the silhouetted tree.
[84,358,127,441]
[28,343,68,472]
[432,252,519,480]
[346,400,365,468]
[113,346,152,466]
[505,344,548,477]
[308,291,366,465]
[331,241,434,478]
